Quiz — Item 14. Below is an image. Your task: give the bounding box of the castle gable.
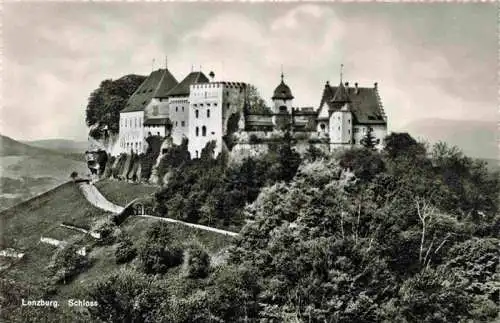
[319,83,386,125]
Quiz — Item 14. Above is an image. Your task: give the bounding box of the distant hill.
[22,138,88,154]
[0,134,55,156]
[0,134,88,210]
[401,118,498,160]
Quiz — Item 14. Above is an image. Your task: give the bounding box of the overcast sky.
[1,2,497,141]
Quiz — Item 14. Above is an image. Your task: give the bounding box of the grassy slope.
[94,179,159,205]
[1,180,234,307]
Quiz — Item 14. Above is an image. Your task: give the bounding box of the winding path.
[77,182,124,214]
[77,181,239,237]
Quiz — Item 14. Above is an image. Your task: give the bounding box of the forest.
[6,132,494,323]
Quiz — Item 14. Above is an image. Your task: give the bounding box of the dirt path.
[77,181,239,236]
[77,182,124,214]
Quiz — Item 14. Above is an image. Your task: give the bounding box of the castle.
[114,63,388,158]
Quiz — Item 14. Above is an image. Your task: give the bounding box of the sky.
[1,2,497,141]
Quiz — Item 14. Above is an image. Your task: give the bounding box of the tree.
[183,243,211,279]
[86,74,146,139]
[360,127,377,149]
[246,84,272,114]
[384,132,426,158]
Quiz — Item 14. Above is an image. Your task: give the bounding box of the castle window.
[182,106,184,112]
[227,103,230,110]
[348,119,351,124]
[376,138,380,144]
[207,109,210,118]
[176,107,178,112]
[195,150,199,158]
[181,121,185,127]
[202,126,207,137]
[157,132,160,136]
[348,129,350,134]
[195,110,199,118]
[175,121,178,126]
[214,103,218,107]
[353,139,356,144]
[338,126,340,130]
[320,123,326,130]
[211,131,215,135]
[196,127,199,137]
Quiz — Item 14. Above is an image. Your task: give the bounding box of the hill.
[0,180,233,320]
[402,118,497,160]
[21,138,88,154]
[0,135,88,211]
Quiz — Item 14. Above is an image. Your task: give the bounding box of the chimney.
[355,82,359,94]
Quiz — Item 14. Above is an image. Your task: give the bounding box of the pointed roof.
[153,68,179,98]
[272,73,294,100]
[166,71,209,97]
[122,68,178,113]
[318,82,386,125]
[332,81,350,103]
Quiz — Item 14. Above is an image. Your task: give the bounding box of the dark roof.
[272,74,294,100]
[144,118,169,126]
[166,71,209,97]
[153,69,179,98]
[122,68,178,113]
[332,82,350,103]
[319,82,386,125]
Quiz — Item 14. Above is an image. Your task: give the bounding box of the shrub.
[93,221,119,245]
[115,236,137,264]
[47,244,90,285]
[183,243,211,279]
[139,242,184,274]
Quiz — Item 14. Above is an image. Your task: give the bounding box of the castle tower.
[272,72,294,114]
[272,72,294,129]
[330,102,353,149]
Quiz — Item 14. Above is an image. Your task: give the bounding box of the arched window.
[202,126,207,137]
[195,110,199,118]
[176,106,178,112]
[195,150,199,158]
[196,127,199,137]
[320,123,326,131]
[207,109,210,118]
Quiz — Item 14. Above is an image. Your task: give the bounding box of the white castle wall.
[118,111,145,155]
[168,96,190,145]
[188,82,246,159]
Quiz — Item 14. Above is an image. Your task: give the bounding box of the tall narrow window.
[195,150,199,158]
[207,109,210,118]
[195,110,199,118]
[196,127,199,137]
[202,126,207,137]
[176,106,178,112]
